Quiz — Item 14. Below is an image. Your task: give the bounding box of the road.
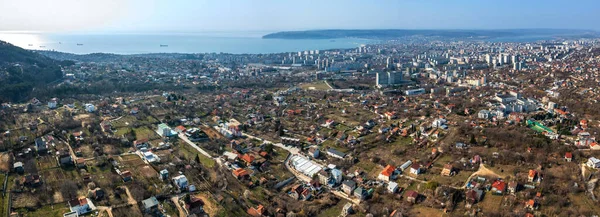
[241,131,300,154]
[178,133,223,166]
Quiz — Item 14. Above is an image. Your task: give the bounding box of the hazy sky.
[1,0,599,33]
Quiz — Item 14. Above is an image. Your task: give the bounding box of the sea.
[0,31,374,55]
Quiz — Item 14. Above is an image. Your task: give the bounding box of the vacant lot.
[300,81,331,91]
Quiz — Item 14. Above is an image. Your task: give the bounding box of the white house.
[387,181,399,193]
[478,110,491,119]
[48,98,58,109]
[410,164,421,175]
[84,104,95,113]
[587,157,600,168]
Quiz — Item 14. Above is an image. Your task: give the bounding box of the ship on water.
[77,43,83,46]
[160,44,168,47]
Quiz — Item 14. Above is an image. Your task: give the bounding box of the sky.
[1,0,599,33]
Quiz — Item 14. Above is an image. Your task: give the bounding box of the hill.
[0,40,74,102]
[262,29,596,40]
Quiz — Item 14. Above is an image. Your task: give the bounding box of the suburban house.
[23,174,42,187]
[342,203,353,216]
[232,168,250,180]
[92,188,105,200]
[76,158,86,169]
[342,180,356,195]
[528,170,539,183]
[142,196,159,213]
[58,150,73,165]
[491,180,507,195]
[387,181,399,193]
[185,196,205,215]
[134,139,150,149]
[121,171,133,182]
[354,187,369,201]
[405,190,419,203]
[326,148,346,159]
[465,189,483,205]
[525,199,538,210]
[247,204,265,217]
[378,165,396,182]
[13,162,24,174]
[308,146,320,158]
[172,175,189,191]
[68,197,96,215]
[410,164,421,175]
[586,157,600,168]
[565,152,572,162]
[174,125,187,133]
[508,181,519,194]
[35,137,48,154]
[441,164,454,176]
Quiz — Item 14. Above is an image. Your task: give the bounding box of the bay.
[0,32,373,55]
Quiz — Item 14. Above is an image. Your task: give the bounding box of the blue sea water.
[0,32,373,55]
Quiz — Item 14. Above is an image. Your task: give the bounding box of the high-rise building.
[485,54,492,64]
[376,71,403,88]
[388,71,403,84]
[511,55,519,64]
[376,72,388,87]
[386,57,393,69]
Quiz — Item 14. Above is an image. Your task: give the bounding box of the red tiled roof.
[491,180,506,192]
[565,152,572,158]
[233,168,248,178]
[380,165,396,177]
[241,154,255,163]
[405,190,418,198]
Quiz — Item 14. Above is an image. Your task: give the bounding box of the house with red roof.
[247,204,265,217]
[377,165,396,182]
[528,170,538,183]
[491,180,506,195]
[565,152,573,162]
[405,190,419,203]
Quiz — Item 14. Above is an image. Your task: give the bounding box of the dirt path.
[97,206,114,217]
[463,163,501,189]
[123,186,138,205]
[171,196,187,217]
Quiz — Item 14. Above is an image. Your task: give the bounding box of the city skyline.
[1,0,599,33]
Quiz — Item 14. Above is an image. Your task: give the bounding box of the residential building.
[410,164,421,175]
[342,180,356,195]
[387,181,399,193]
[378,165,396,182]
[587,157,600,168]
[405,190,418,203]
[441,164,453,176]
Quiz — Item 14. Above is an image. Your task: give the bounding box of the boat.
[160,44,168,47]
[330,40,336,42]
[28,44,33,46]
[77,43,83,46]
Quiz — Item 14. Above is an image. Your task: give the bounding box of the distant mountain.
[262,29,597,40]
[0,40,74,102]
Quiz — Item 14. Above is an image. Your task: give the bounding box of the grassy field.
[133,126,159,140]
[300,81,332,91]
[318,200,346,217]
[410,206,448,217]
[15,205,70,216]
[477,192,502,212]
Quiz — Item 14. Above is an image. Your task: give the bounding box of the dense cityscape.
[0,33,600,217]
